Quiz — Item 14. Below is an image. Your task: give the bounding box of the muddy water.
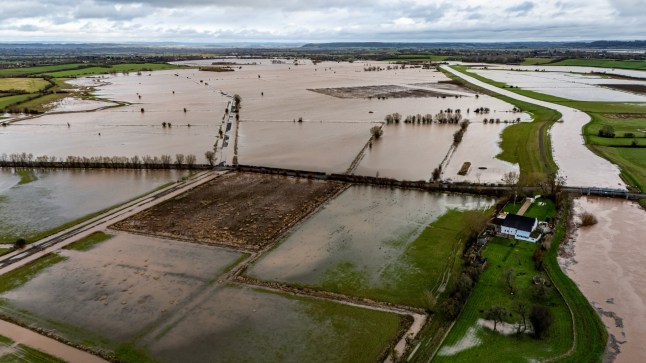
[490,64,646,80]
[47,97,118,112]
[354,124,457,180]
[471,68,646,102]
[561,197,646,363]
[0,168,185,242]
[0,231,243,343]
[443,65,625,189]
[238,121,371,172]
[248,186,492,305]
[443,123,520,183]
[145,284,401,363]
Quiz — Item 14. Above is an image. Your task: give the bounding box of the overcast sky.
[1,0,644,43]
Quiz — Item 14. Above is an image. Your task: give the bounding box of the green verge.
[64,231,113,252]
[0,254,67,294]
[433,237,573,362]
[444,67,560,183]
[543,198,607,362]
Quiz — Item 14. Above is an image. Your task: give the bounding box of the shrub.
[530,304,553,339]
[624,132,635,138]
[14,238,26,249]
[579,212,598,226]
[598,125,615,138]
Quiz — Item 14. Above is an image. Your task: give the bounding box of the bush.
[598,125,615,138]
[370,126,383,139]
[14,238,26,249]
[624,132,635,138]
[579,212,598,226]
[530,304,553,339]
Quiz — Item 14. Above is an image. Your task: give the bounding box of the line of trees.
[0,152,206,169]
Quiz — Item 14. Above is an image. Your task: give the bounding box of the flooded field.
[561,197,646,363]
[247,185,492,307]
[0,168,185,243]
[0,230,403,362]
[471,68,646,102]
[238,121,371,172]
[144,284,402,363]
[0,70,226,163]
[355,122,520,182]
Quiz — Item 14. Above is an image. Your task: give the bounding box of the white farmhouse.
[501,214,538,242]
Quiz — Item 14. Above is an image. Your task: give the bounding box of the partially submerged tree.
[484,305,508,332]
[370,126,383,139]
[233,94,241,111]
[205,151,215,166]
[579,212,598,226]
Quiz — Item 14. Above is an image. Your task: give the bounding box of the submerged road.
[441,64,626,190]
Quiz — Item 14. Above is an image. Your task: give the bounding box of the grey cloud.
[506,1,535,14]
[75,2,152,20]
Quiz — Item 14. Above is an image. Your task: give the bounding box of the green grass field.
[548,59,646,70]
[523,197,556,221]
[0,93,38,110]
[385,55,449,62]
[521,57,553,65]
[0,64,86,77]
[433,238,573,362]
[0,78,50,93]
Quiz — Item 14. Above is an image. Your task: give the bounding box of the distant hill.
[301,41,646,50]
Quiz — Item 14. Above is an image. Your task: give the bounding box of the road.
[441,64,626,189]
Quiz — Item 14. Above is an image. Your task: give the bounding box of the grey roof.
[502,214,536,232]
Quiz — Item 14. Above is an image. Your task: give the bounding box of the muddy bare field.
[308,85,455,99]
[114,172,344,250]
[603,83,646,95]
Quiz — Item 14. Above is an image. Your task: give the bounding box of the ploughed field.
[114,172,345,250]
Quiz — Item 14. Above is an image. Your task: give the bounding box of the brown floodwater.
[561,197,646,362]
[238,121,372,172]
[0,231,244,343]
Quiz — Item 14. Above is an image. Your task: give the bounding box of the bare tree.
[205,151,215,166]
[484,306,508,332]
[175,153,185,166]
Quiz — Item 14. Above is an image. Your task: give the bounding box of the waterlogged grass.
[434,238,573,362]
[0,343,66,363]
[64,231,113,252]
[0,78,50,93]
[148,285,403,363]
[15,169,38,185]
[548,58,646,70]
[0,254,66,294]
